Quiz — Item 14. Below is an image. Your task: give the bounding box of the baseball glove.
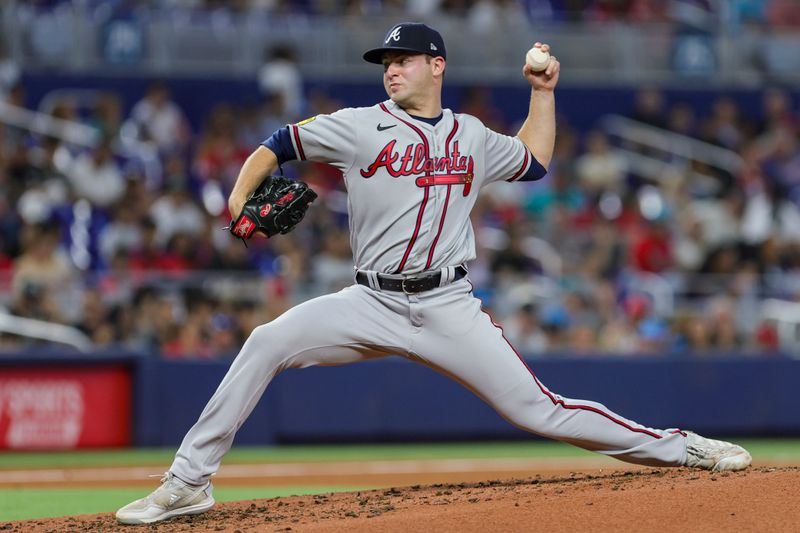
[229,176,317,242]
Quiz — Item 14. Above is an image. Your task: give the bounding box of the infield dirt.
[4,466,797,532]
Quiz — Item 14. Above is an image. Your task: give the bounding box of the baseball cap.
[363,22,446,64]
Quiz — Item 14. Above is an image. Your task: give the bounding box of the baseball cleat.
[115,471,215,524]
[684,432,752,472]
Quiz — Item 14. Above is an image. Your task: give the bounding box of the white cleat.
[684,432,752,472]
[116,472,215,525]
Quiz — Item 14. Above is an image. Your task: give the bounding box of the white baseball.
[525,46,550,72]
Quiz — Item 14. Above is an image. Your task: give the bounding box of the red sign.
[0,366,131,449]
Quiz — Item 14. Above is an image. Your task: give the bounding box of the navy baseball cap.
[363,22,446,64]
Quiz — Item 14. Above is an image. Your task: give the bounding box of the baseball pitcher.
[117,22,752,525]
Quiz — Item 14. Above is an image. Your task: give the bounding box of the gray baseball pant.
[171,279,687,484]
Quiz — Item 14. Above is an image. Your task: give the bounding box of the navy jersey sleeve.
[261,126,297,165]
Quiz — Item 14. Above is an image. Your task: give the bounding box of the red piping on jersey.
[292,124,306,161]
[442,118,470,197]
[380,102,431,274]
[425,184,450,270]
[506,149,530,182]
[425,118,460,269]
[471,283,664,441]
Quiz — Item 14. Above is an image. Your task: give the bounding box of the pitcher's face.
[382,52,437,108]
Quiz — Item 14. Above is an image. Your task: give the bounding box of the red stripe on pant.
[475,301,663,440]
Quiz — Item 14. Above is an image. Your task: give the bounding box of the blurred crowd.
[462,82,800,358]
[1,32,800,357]
[10,0,800,28]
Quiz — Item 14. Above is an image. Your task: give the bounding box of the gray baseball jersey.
[288,100,536,274]
[170,100,688,485]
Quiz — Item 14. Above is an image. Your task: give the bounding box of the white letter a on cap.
[386,27,401,43]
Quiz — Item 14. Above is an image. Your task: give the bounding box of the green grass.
[0,441,602,469]
[0,439,797,522]
[0,486,368,522]
[1,439,798,469]
[734,439,800,460]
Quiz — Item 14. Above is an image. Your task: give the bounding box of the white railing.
[0,100,98,147]
[601,114,743,187]
[0,97,163,187]
[0,310,93,352]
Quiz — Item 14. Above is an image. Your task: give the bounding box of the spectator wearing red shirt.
[632,220,673,273]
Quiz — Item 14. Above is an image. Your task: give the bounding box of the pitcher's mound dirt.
[6,467,797,533]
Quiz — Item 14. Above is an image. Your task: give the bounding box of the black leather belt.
[356,266,467,294]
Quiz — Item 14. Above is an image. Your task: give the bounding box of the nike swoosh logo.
[377,124,396,131]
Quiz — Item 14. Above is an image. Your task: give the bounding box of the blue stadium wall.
[2,352,799,447]
[19,74,776,133]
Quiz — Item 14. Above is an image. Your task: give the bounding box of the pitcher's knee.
[249,323,274,344]
[249,322,290,346]
[242,322,307,366]
[496,388,568,437]
[241,323,293,366]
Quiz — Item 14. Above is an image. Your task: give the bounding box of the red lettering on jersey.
[399,144,415,174]
[359,140,475,184]
[451,141,468,172]
[412,144,427,174]
[360,140,400,178]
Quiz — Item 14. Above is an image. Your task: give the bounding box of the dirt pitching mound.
[6,467,798,533]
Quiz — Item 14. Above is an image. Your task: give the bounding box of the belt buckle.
[401,276,421,294]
